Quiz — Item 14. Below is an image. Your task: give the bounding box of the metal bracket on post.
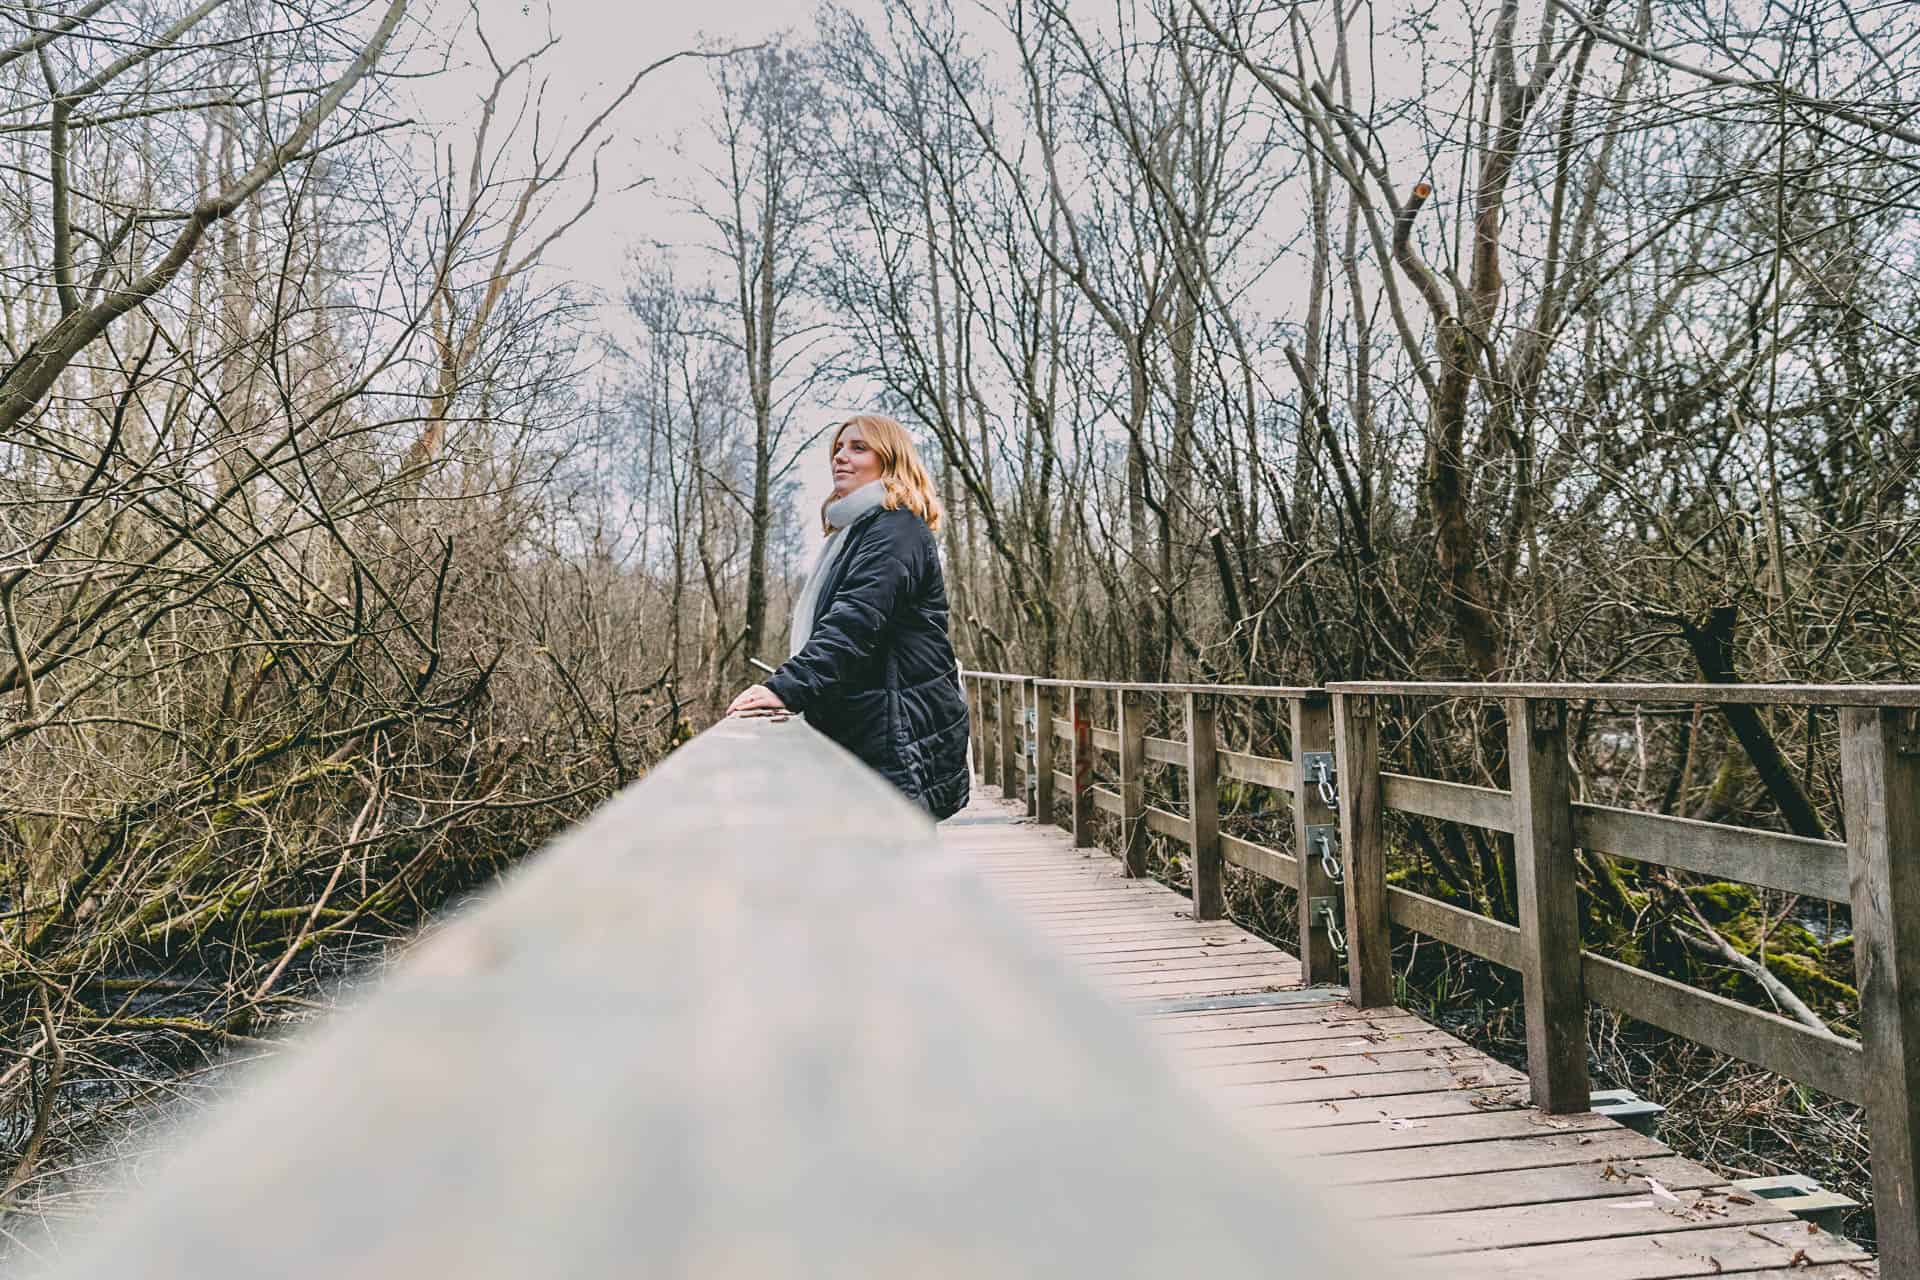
[1308,895,1347,957]
[1301,751,1339,811]
[1306,823,1343,884]
[1025,699,1037,810]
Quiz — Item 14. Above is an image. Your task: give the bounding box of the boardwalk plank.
[1348,1156,1725,1215]
[1262,1107,1619,1155]
[1440,1221,1870,1277]
[1399,1188,1795,1254]
[1175,1028,1460,1064]
[1251,1085,1531,1129]
[1153,1013,1436,1047]
[942,788,1877,1280]
[1308,1130,1670,1183]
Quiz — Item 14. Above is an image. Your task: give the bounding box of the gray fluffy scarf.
[788,480,890,657]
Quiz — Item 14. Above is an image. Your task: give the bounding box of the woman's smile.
[831,425,885,496]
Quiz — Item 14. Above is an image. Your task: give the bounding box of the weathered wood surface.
[1381,893,1867,1103]
[1221,832,1295,881]
[1220,748,1291,789]
[948,786,1879,1278]
[1292,694,1338,985]
[1033,681,1055,823]
[997,676,1018,798]
[1382,771,1516,832]
[1841,705,1920,1274]
[1571,803,1849,903]
[963,669,1029,683]
[1143,733,1184,765]
[1033,678,1317,697]
[1508,697,1590,1113]
[1583,953,1864,1103]
[1117,689,1148,877]
[48,720,1393,1279]
[1184,692,1223,921]
[1329,679,1920,707]
[1333,693,1391,1007]
[1388,886,1524,967]
[1069,684,1093,848]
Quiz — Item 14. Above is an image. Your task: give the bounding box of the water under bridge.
[32,673,1919,1277]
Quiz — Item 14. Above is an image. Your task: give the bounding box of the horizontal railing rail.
[1032,677,1319,697]
[1327,679,1920,707]
[48,715,1380,1277]
[962,674,1346,983]
[963,670,1920,1270]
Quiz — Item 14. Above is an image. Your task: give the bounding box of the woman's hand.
[727,683,788,717]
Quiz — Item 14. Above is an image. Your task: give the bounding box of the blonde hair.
[822,414,944,533]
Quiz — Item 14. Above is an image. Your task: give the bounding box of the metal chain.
[1315,827,1344,884]
[1312,756,1340,811]
[1325,909,1348,958]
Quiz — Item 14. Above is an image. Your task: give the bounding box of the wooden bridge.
[955,671,1914,1278]
[33,674,1916,1277]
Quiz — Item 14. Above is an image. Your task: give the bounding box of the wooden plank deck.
[944,791,1880,1278]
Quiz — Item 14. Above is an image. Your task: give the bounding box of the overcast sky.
[393,0,1466,534]
[404,0,904,523]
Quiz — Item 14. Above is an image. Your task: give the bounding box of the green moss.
[1765,951,1858,1007]
[1687,881,1755,923]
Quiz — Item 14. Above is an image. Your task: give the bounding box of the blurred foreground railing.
[963,668,1920,1268]
[44,714,1380,1278]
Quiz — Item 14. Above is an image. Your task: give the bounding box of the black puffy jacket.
[764,506,971,819]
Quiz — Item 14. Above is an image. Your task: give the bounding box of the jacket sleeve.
[763,526,918,713]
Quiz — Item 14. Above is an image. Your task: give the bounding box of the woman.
[727,414,971,820]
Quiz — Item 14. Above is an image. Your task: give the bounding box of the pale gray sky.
[406,0,900,521]
[395,0,1472,531]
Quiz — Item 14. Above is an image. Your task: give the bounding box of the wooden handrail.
[48,716,1384,1276]
[1033,677,1316,696]
[1328,679,1920,707]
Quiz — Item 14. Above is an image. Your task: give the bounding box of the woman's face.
[831,425,884,498]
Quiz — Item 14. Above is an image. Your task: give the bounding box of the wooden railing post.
[962,677,974,773]
[1840,705,1920,1273]
[1185,692,1222,920]
[1118,688,1147,877]
[1507,696,1590,1114]
[975,680,996,785]
[1333,692,1391,1008]
[1021,678,1038,817]
[1292,694,1338,985]
[998,679,1017,801]
[1070,685,1094,848]
[1034,682,1055,826]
